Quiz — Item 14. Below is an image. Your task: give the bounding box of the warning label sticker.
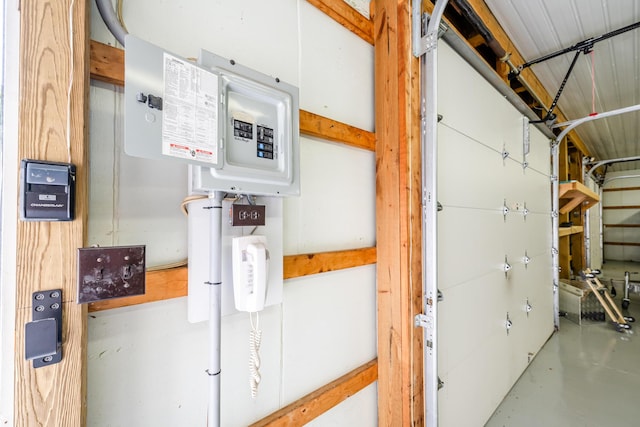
[162,53,219,164]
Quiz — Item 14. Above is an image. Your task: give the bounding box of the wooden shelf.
[559,225,584,237]
[558,180,599,214]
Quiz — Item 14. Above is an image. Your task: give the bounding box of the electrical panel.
[124,35,300,197]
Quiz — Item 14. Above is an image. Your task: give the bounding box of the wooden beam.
[89,39,124,86]
[603,186,640,192]
[603,205,640,210]
[89,40,374,152]
[284,247,376,279]
[249,359,378,427]
[467,33,485,48]
[89,247,377,312]
[604,241,640,247]
[374,1,423,425]
[604,224,640,228]
[307,0,373,45]
[15,0,89,425]
[88,266,187,312]
[299,110,375,151]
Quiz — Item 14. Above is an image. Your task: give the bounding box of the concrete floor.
[486,261,640,427]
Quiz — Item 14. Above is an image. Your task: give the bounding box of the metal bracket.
[413,11,449,57]
[502,145,510,163]
[523,251,531,269]
[526,299,533,317]
[415,313,433,329]
[522,116,530,168]
[503,256,512,277]
[25,289,62,368]
[502,199,510,222]
[505,313,513,335]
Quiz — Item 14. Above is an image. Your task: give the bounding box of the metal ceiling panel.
[485,0,640,171]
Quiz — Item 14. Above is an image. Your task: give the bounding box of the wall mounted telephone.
[232,236,269,312]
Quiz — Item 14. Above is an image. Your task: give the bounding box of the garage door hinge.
[414,313,432,328]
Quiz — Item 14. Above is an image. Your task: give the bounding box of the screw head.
[50,291,60,299]
[43,356,53,363]
[35,305,45,312]
[97,257,103,263]
[35,294,45,301]
[124,255,130,261]
[51,303,60,310]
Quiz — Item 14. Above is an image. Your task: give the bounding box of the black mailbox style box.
[21,159,76,221]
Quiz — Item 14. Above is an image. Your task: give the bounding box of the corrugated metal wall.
[436,42,555,427]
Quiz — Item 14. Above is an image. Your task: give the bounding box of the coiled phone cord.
[249,312,262,398]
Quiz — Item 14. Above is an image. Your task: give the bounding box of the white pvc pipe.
[207,191,224,427]
[552,103,640,329]
[421,1,450,425]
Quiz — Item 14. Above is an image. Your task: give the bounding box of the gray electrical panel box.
[124,35,299,197]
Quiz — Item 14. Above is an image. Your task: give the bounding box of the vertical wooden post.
[15,0,89,425]
[374,1,424,425]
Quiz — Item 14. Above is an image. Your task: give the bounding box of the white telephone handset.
[232,235,269,312]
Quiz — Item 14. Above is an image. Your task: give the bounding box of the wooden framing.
[299,110,375,151]
[88,247,376,312]
[14,0,89,425]
[604,205,640,210]
[603,187,640,192]
[306,0,373,45]
[249,359,378,427]
[603,241,640,246]
[374,1,423,425]
[283,247,377,280]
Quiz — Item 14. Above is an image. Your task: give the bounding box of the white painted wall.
[88,1,376,426]
[436,42,554,427]
[602,170,640,261]
[0,2,20,424]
